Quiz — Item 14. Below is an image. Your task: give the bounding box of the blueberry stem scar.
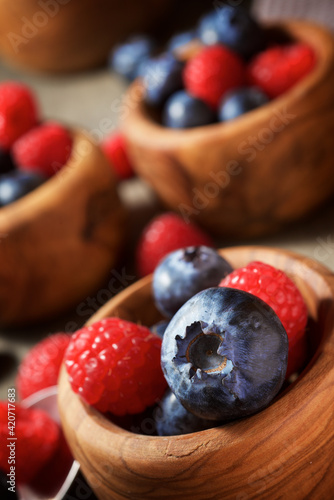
[186,332,227,373]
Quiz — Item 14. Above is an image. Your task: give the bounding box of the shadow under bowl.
[0,129,126,327]
[58,246,334,500]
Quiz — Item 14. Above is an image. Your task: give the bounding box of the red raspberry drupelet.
[64,318,167,416]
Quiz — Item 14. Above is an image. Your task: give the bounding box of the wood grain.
[122,21,334,238]
[58,246,334,500]
[0,0,175,72]
[0,130,126,326]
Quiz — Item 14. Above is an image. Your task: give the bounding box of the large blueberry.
[198,6,267,60]
[0,148,15,174]
[219,87,269,122]
[109,35,156,81]
[153,246,233,318]
[162,90,216,128]
[142,53,184,107]
[156,389,215,436]
[161,287,288,421]
[0,171,46,207]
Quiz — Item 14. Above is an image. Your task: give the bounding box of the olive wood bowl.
[58,246,334,500]
[121,21,334,239]
[0,0,175,73]
[0,129,126,326]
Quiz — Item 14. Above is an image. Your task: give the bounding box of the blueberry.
[109,35,156,81]
[153,246,233,318]
[198,6,267,60]
[167,30,196,53]
[0,148,15,174]
[135,57,153,79]
[219,87,269,121]
[162,90,216,128]
[197,11,221,46]
[142,53,184,107]
[150,320,170,339]
[0,171,46,207]
[161,287,288,421]
[156,389,215,436]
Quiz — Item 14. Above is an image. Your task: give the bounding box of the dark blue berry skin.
[0,171,46,207]
[198,6,267,60]
[109,35,156,81]
[142,53,184,107]
[0,148,15,174]
[219,87,269,122]
[161,287,288,421]
[150,320,170,339]
[167,30,196,52]
[156,389,215,436]
[153,246,233,318]
[162,90,216,128]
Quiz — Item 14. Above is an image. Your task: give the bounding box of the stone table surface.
[1,2,334,400]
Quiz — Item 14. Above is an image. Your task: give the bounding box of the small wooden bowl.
[121,21,334,239]
[0,0,175,73]
[58,246,334,500]
[0,129,126,327]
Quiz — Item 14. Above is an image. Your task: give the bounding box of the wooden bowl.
[0,129,126,327]
[0,0,175,73]
[58,246,334,500]
[121,21,334,239]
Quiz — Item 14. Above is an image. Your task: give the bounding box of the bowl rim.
[121,20,334,148]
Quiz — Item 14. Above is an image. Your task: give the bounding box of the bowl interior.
[58,246,334,500]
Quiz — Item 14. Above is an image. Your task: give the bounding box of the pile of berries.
[0,333,72,493]
[110,4,316,128]
[0,81,73,207]
[63,245,309,437]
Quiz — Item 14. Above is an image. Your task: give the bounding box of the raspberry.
[136,212,214,277]
[16,333,71,400]
[248,43,316,98]
[183,45,245,109]
[12,122,73,177]
[64,318,167,416]
[0,81,38,151]
[0,402,59,485]
[101,132,134,180]
[219,261,308,377]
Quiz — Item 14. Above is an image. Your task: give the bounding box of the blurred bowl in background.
[59,245,334,500]
[0,129,126,327]
[122,21,334,239]
[0,0,176,73]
